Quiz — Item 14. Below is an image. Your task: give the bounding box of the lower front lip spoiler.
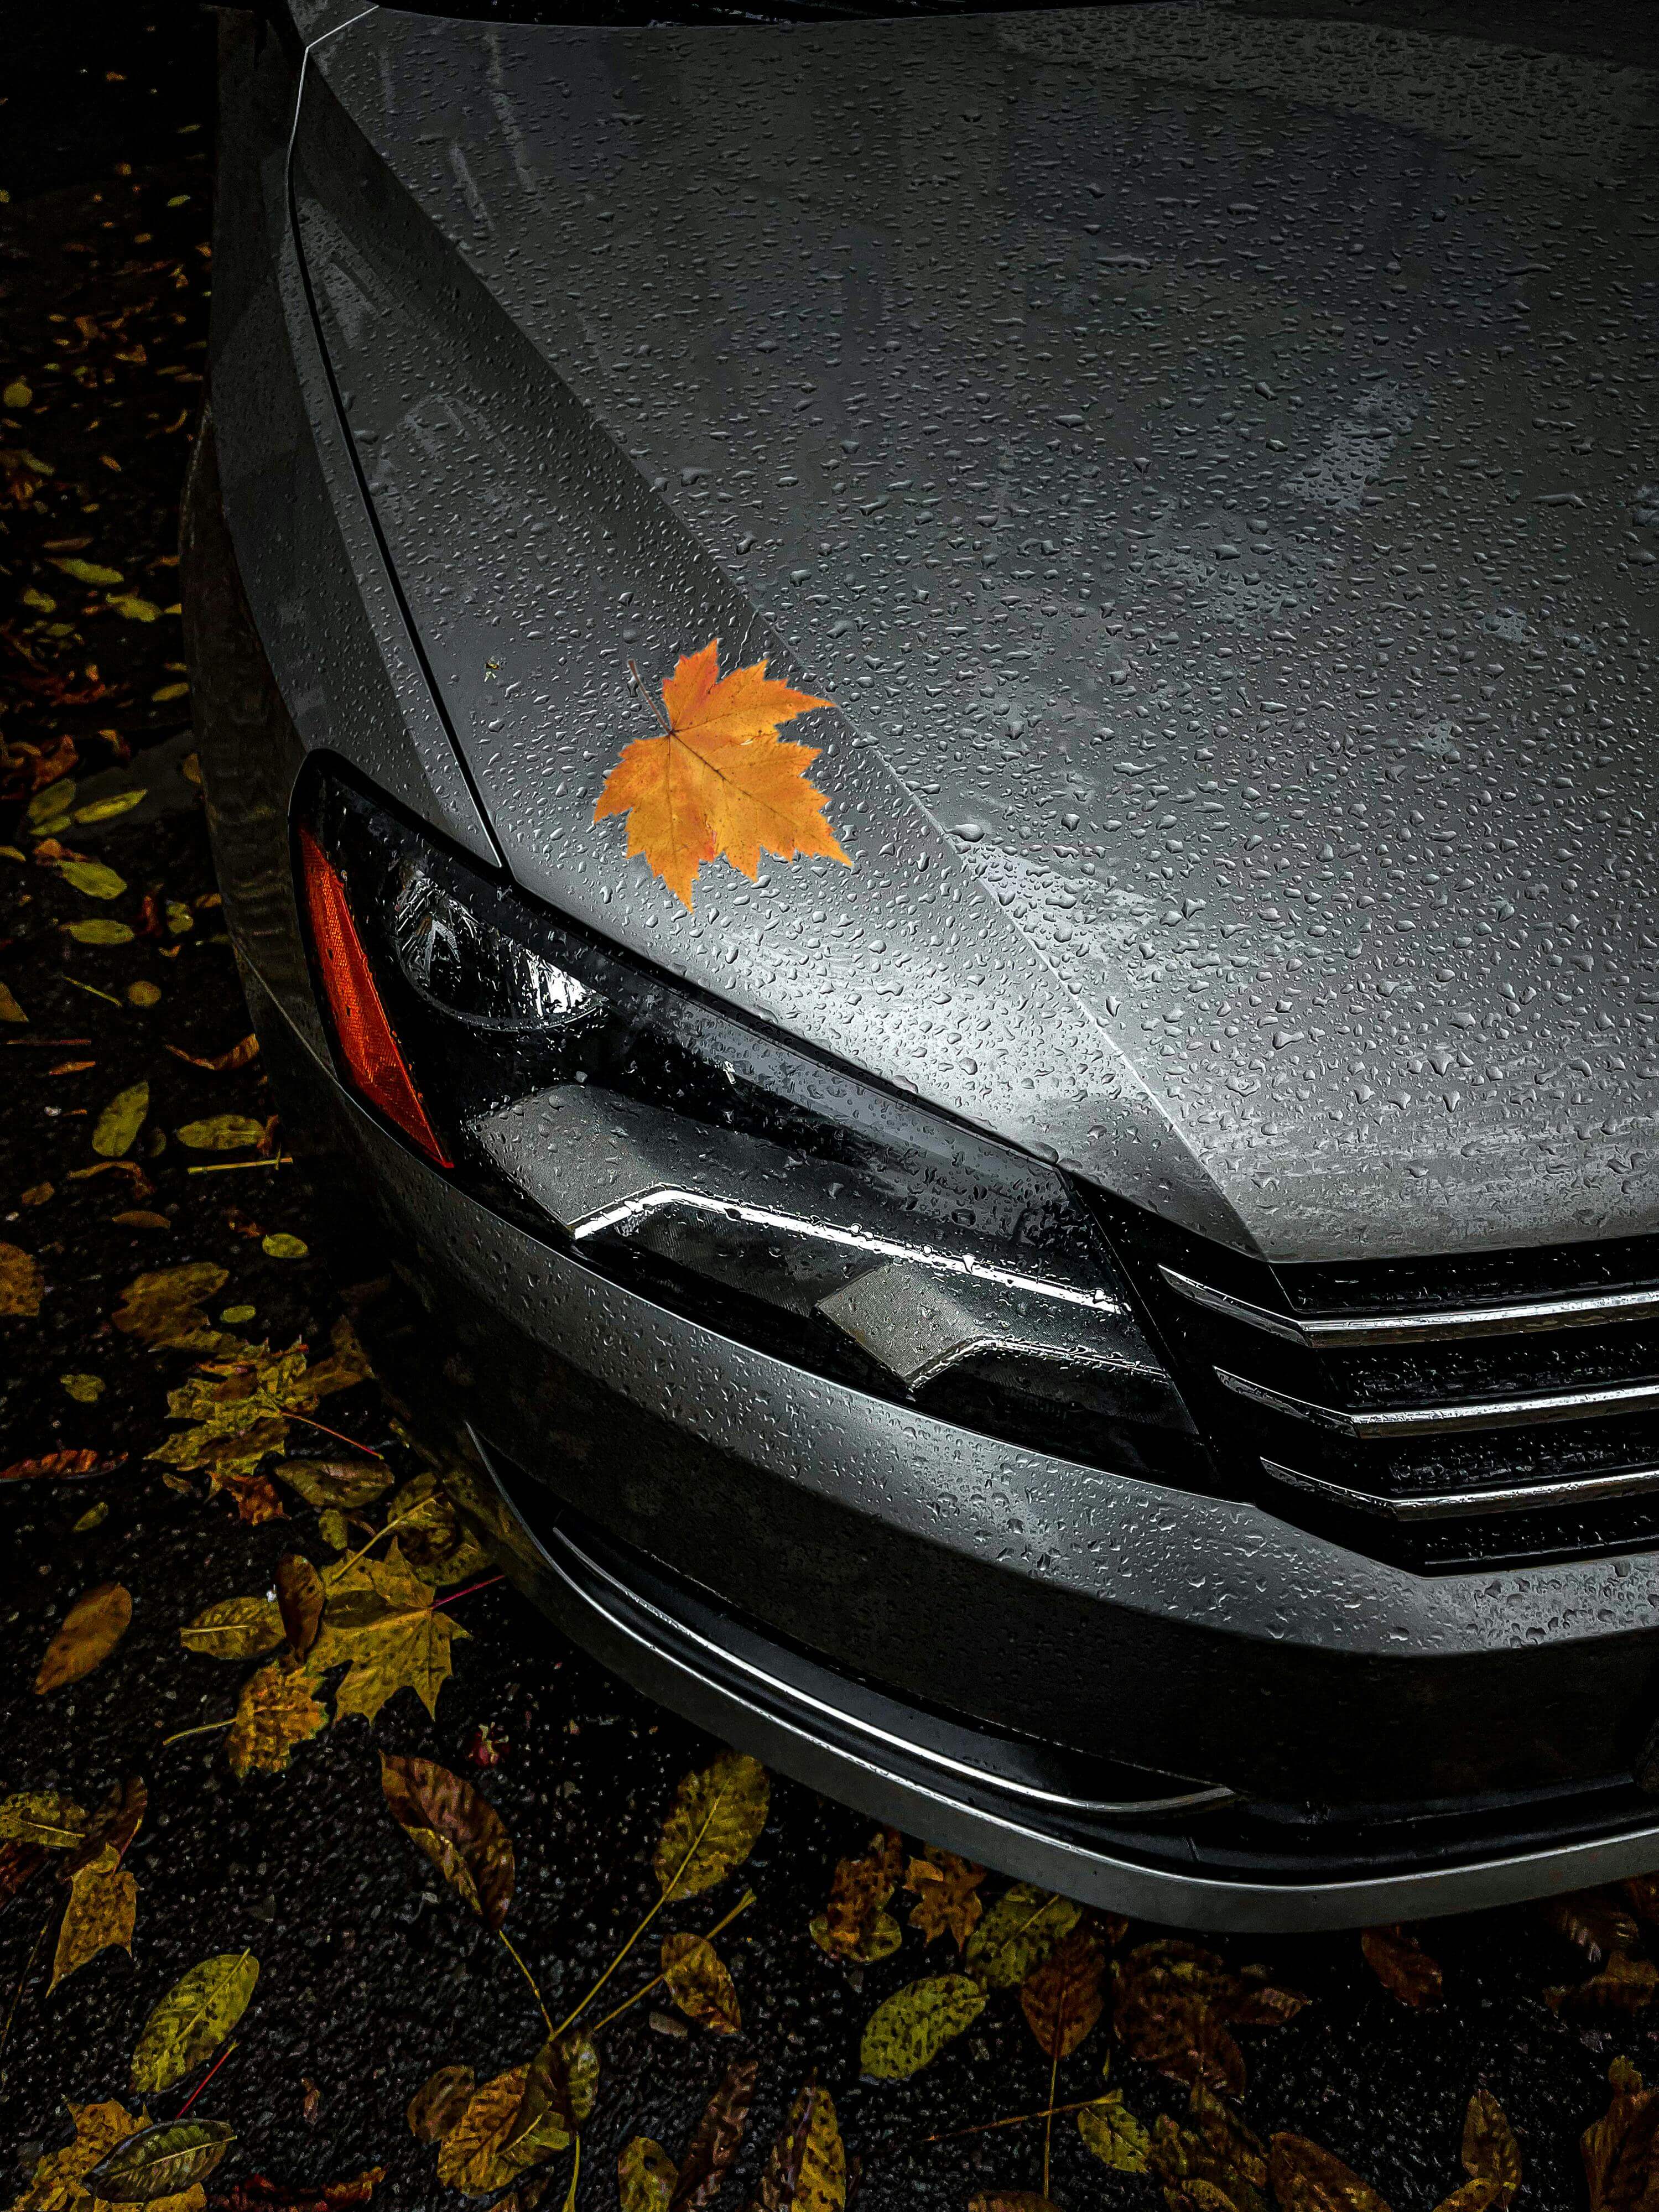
[471,1438,1659,1933]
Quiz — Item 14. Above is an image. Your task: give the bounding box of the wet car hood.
[289,1,1659,1266]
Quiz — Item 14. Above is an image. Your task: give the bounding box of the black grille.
[1098,1209,1659,1573]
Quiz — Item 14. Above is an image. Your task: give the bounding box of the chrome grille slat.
[1218,1366,1659,1438]
[1261,1458,1659,1524]
[1162,1264,1659,1348]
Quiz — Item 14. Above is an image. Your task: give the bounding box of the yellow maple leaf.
[310,1542,467,1722]
[227,1658,328,1778]
[594,638,849,908]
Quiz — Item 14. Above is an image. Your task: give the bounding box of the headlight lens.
[299,772,1192,1476]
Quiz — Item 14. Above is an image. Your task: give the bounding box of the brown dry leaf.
[227,1659,328,1777]
[661,1932,742,2034]
[904,1847,985,1948]
[310,1545,467,1723]
[1432,2183,1499,2212]
[1021,1919,1107,2060]
[50,1842,137,1988]
[755,2084,843,2212]
[1190,2086,1270,2195]
[380,1754,515,1931]
[1114,1947,1247,2097]
[654,1751,770,1901]
[814,1828,903,1963]
[0,1240,44,1316]
[594,638,847,909]
[1582,2058,1659,2212]
[1625,1876,1659,1927]
[409,2064,476,2141]
[277,1459,393,1512]
[112,1261,230,1350]
[1460,2091,1521,2208]
[670,2056,758,2212]
[2,1447,126,1482]
[214,2168,382,2210]
[1149,2110,1267,2212]
[274,1553,324,1658]
[1547,1951,1659,2016]
[435,2066,528,2193]
[167,1033,259,1073]
[968,2197,1061,2212]
[35,1580,132,1693]
[1543,1888,1639,1964]
[1360,1925,1443,2008]
[1269,2135,1394,2212]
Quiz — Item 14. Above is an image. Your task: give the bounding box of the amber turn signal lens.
[298,823,453,1168]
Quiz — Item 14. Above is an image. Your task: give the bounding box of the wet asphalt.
[1,6,1656,2206]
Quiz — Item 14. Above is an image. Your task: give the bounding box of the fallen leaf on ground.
[0,980,25,1021]
[51,1841,137,1988]
[409,2065,477,2142]
[0,1241,44,1316]
[654,1751,770,1900]
[594,638,847,909]
[274,1553,324,1658]
[1079,2094,1152,2174]
[1460,2091,1521,2208]
[1021,1920,1107,2059]
[58,857,127,898]
[86,2117,234,2200]
[131,1950,259,2095]
[93,1079,149,1158]
[276,1460,393,1511]
[1547,1951,1659,2015]
[175,1114,267,1150]
[1360,1925,1443,2008]
[381,1754,514,1931]
[1583,2057,1659,2212]
[3,1448,126,1482]
[435,2060,566,2194]
[35,1580,132,1693]
[669,2057,758,2212]
[620,2138,679,2212]
[860,1974,986,2080]
[227,1660,328,1777]
[0,1789,88,1847]
[180,1595,284,1660]
[904,1847,985,1948]
[661,1932,741,2034]
[968,2196,1060,2212]
[309,1546,466,1722]
[965,1884,1080,1989]
[10,2100,204,2212]
[166,1033,260,1073]
[1543,1890,1639,1964]
[1270,2134,1394,2212]
[113,1262,230,1350]
[813,1828,903,1963]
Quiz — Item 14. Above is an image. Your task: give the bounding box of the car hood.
[289,1,1659,1265]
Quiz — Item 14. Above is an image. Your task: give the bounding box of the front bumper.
[248,971,1659,1931]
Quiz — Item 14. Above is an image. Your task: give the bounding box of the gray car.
[187,0,1659,1930]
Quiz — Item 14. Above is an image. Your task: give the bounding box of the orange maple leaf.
[594,637,850,908]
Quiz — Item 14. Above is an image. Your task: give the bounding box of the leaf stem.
[586,1888,757,2034]
[185,1155,291,1175]
[921,2094,1112,2146]
[561,2131,582,2212]
[160,1719,233,1747]
[548,1771,736,2041]
[330,1502,425,1580]
[281,1410,383,1457]
[628,658,672,735]
[176,2038,237,2117]
[498,1928,554,2038]
[433,1572,506,1611]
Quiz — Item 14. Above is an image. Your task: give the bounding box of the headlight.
[298,772,1194,1476]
